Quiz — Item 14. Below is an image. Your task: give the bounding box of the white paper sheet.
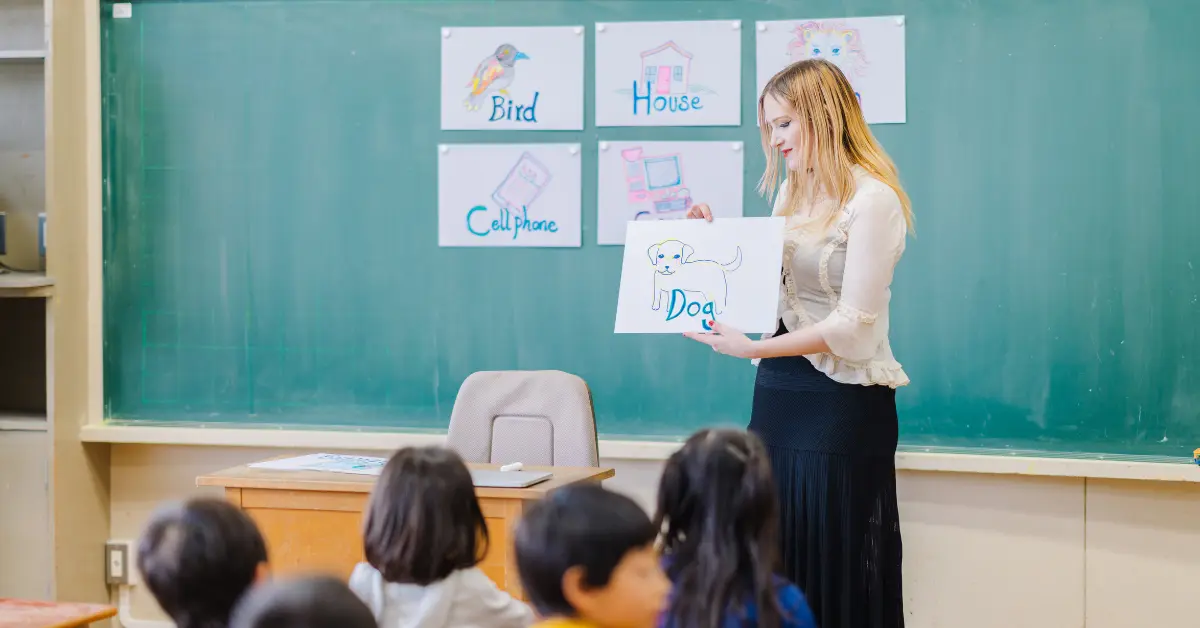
[439,143,582,247]
[595,20,742,127]
[250,453,387,476]
[441,26,585,130]
[756,16,906,124]
[614,217,784,334]
[596,141,745,246]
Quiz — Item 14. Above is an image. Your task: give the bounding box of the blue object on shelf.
[38,212,46,258]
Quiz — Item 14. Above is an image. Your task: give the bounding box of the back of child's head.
[362,445,487,585]
[230,575,376,628]
[655,428,784,628]
[515,483,668,628]
[137,497,269,628]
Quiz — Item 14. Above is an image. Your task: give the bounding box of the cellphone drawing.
[492,152,552,210]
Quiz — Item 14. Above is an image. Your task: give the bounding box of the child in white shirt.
[349,446,534,628]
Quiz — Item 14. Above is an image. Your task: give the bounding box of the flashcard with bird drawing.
[614,217,784,334]
[441,26,584,130]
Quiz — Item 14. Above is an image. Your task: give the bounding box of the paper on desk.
[249,453,387,476]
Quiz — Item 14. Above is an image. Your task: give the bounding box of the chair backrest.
[445,370,599,468]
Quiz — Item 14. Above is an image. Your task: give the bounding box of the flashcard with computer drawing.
[594,20,741,127]
[438,143,581,247]
[614,217,784,334]
[596,141,744,246]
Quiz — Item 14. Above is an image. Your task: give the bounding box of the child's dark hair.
[362,446,488,585]
[230,575,377,628]
[137,497,268,628]
[655,429,784,628]
[514,483,657,618]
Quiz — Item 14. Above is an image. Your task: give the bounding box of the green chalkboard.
[101,0,1200,457]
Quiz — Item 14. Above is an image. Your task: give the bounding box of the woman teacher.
[685,59,914,628]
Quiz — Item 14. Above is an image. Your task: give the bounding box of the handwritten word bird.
[464,44,530,111]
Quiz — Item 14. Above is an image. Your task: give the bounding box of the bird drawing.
[464,44,530,111]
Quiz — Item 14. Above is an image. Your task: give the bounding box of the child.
[137,497,270,628]
[231,575,377,628]
[655,429,816,628]
[348,446,534,628]
[514,483,670,628]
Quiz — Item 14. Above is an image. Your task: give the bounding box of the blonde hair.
[757,59,914,234]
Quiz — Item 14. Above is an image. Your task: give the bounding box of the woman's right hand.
[686,203,713,222]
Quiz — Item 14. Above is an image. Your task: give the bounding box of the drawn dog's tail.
[722,246,743,272]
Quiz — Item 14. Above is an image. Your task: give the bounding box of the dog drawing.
[648,239,743,314]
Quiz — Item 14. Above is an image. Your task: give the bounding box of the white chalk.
[500,462,524,472]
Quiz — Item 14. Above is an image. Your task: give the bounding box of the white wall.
[102,444,1200,627]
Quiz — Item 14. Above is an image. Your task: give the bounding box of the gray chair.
[445,370,599,467]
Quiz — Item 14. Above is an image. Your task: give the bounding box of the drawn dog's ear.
[682,242,695,262]
[647,243,661,266]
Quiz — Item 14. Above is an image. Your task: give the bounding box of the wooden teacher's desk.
[0,599,116,628]
[198,459,615,599]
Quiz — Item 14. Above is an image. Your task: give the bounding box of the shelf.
[0,412,48,432]
[0,272,54,298]
[0,50,46,61]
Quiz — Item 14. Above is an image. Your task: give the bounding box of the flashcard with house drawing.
[594,20,741,127]
[614,217,784,334]
[755,16,906,124]
[596,141,745,246]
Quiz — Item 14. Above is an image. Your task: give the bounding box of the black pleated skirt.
[748,334,905,628]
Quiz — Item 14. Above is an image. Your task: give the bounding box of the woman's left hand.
[684,321,759,359]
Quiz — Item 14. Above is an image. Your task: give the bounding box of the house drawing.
[639,41,692,95]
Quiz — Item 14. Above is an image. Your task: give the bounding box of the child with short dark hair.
[655,429,816,628]
[348,446,534,628]
[230,575,377,628]
[137,497,270,628]
[515,483,670,628]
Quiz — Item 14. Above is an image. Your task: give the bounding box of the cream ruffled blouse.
[760,166,910,388]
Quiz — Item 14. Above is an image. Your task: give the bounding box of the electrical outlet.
[105,541,130,585]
